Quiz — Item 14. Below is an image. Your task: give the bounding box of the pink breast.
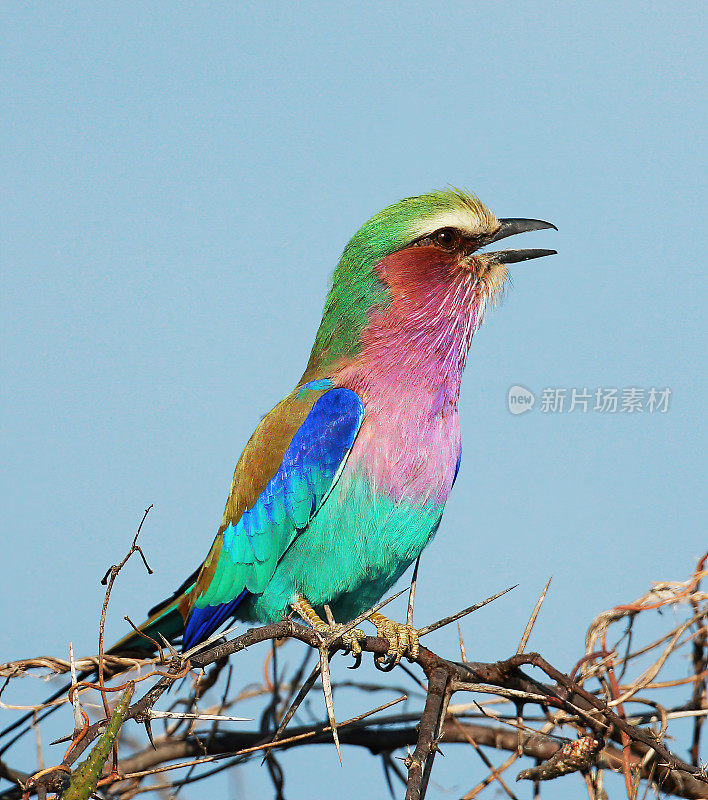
[344,383,461,506]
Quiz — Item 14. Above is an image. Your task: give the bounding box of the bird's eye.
[432,228,458,250]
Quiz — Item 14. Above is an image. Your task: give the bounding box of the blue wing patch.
[182,387,364,649]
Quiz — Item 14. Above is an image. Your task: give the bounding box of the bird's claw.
[319,623,366,659]
[371,615,420,668]
[340,627,366,659]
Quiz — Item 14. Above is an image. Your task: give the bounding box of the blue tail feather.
[182,590,249,651]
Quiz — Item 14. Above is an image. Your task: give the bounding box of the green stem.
[62,682,135,800]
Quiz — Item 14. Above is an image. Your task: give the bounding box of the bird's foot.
[292,596,365,658]
[369,612,420,668]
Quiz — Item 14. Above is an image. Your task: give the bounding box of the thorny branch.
[0,524,705,800]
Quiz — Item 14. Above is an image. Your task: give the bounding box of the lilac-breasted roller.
[107,189,555,662]
[0,190,556,747]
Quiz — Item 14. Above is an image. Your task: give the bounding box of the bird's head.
[305,189,556,377]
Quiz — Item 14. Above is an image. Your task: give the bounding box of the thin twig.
[407,557,421,629]
[517,578,552,655]
[270,664,321,746]
[318,649,340,763]
[418,585,517,637]
[451,716,519,800]
[458,623,468,662]
[68,645,82,735]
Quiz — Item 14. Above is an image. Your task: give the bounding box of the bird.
[111,188,556,663]
[1,189,556,749]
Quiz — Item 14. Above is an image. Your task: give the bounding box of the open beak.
[481,217,557,264]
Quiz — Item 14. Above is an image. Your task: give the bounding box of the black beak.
[481,217,557,264]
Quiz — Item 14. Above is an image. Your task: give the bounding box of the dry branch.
[1,538,705,800]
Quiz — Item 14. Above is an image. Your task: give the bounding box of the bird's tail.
[106,594,188,656]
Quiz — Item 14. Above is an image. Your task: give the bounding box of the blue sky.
[2,3,706,797]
